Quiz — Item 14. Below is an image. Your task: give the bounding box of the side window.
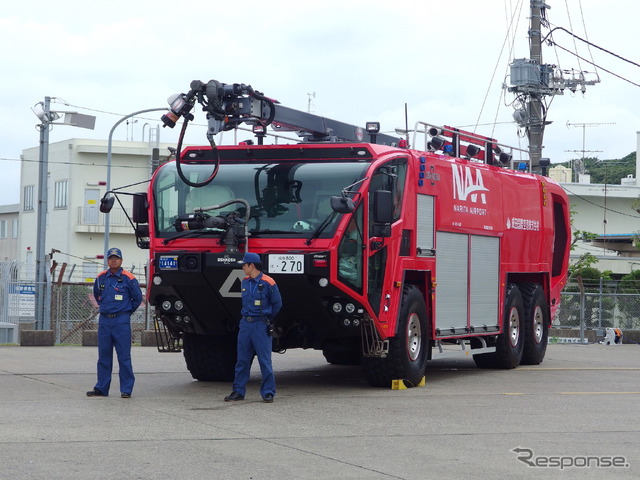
[368,158,407,235]
[392,162,407,221]
[337,203,364,292]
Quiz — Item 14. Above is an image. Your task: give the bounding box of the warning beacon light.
[465,145,480,158]
[428,136,445,152]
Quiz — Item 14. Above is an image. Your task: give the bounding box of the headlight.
[332,302,342,313]
[174,300,184,311]
[161,300,171,311]
[345,303,355,314]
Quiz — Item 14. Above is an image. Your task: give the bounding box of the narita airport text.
[453,204,487,216]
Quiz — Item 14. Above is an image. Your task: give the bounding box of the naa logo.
[452,164,489,203]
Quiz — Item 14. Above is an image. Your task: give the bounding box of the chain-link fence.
[3,260,640,345]
[554,278,640,330]
[0,260,152,345]
[50,282,152,345]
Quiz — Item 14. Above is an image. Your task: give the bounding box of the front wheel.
[183,333,237,381]
[362,285,429,387]
[323,340,361,366]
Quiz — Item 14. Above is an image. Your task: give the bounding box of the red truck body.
[134,136,569,387]
[115,79,570,386]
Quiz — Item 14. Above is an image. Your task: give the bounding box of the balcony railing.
[76,207,132,228]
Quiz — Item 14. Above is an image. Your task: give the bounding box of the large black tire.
[472,283,525,369]
[323,341,361,366]
[520,283,549,365]
[182,333,237,381]
[362,285,429,387]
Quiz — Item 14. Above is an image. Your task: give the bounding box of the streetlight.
[32,97,96,330]
[102,108,167,268]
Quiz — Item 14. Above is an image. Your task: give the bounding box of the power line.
[562,186,640,219]
[576,0,599,78]
[543,26,640,69]
[552,42,640,88]
[64,102,207,128]
[13,157,157,169]
[474,0,525,134]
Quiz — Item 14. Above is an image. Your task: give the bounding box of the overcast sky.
[1,0,638,205]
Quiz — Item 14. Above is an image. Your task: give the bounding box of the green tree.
[557,152,636,184]
[561,258,614,328]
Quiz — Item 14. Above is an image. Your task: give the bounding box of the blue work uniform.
[232,272,283,398]
[92,268,143,396]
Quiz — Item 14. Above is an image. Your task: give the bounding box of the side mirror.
[373,190,393,224]
[330,195,355,214]
[99,194,115,213]
[132,193,149,224]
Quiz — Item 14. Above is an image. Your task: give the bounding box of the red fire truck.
[102,79,570,387]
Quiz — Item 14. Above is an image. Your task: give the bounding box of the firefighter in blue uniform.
[87,248,143,398]
[225,252,282,403]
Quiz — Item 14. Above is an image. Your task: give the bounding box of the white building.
[17,138,174,283]
[0,204,20,260]
[549,131,640,276]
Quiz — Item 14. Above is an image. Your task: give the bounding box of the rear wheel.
[362,285,429,387]
[183,333,237,381]
[520,283,549,365]
[473,283,524,369]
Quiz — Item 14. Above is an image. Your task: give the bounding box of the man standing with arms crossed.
[225,252,282,403]
[87,247,143,398]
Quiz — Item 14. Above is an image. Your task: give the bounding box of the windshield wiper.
[306,212,337,245]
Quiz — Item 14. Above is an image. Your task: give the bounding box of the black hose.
[174,82,274,189]
[175,114,220,188]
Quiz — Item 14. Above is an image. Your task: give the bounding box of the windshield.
[152,161,369,238]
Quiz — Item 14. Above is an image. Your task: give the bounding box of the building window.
[54,180,69,209]
[24,185,34,211]
[11,219,18,238]
[0,220,5,238]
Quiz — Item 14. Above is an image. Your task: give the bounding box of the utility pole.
[508,1,599,172]
[526,0,545,171]
[34,97,52,331]
[31,99,95,331]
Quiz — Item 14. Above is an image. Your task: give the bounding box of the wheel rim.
[406,313,422,361]
[532,305,544,344]
[508,307,520,347]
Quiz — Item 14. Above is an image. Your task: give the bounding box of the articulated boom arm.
[162,79,400,145]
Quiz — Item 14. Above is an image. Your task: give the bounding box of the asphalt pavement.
[1,343,639,479]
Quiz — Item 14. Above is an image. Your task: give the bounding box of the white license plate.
[268,254,304,274]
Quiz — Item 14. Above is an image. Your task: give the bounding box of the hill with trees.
[556,151,637,184]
